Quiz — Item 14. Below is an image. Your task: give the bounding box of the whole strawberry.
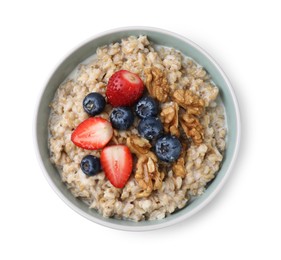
[106,70,144,107]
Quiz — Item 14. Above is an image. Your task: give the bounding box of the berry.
[100,145,133,188]
[80,155,101,176]
[138,117,163,140]
[155,135,182,163]
[71,117,113,150]
[135,96,159,119]
[110,107,134,130]
[106,70,144,107]
[83,92,106,116]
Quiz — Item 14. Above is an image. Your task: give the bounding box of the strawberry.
[100,145,133,188]
[106,70,144,107]
[71,117,113,150]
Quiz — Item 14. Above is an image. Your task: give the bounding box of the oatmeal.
[48,35,226,221]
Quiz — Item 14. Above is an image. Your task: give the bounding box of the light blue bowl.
[34,27,240,231]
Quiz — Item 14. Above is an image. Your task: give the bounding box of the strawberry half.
[100,145,133,188]
[71,117,113,150]
[106,70,144,107]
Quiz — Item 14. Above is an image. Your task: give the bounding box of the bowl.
[34,26,240,231]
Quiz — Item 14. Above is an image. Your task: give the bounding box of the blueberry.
[83,92,106,116]
[110,107,134,130]
[135,96,159,118]
[81,155,101,176]
[155,135,182,163]
[138,117,163,140]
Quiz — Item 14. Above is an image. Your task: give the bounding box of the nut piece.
[172,144,187,178]
[180,113,204,146]
[172,157,186,178]
[112,129,127,145]
[160,102,180,137]
[135,155,165,198]
[127,135,164,198]
[144,67,170,102]
[172,89,205,145]
[126,135,151,156]
[172,89,205,115]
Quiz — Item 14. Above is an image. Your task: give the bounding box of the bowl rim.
[34,26,241,231]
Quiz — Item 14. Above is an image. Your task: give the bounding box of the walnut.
[135,155,165,198]
[160,102,180,137]
[172,89,205,115]
[126,135,151,156]
[112,130,127,145]
[172,144,187,178]
[126,135,164,198]
[172,89,205,145]
[172,157,186,178]
[180,113,204,145]
[144,67,170,102]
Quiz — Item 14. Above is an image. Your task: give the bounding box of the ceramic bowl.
[34,27,240,231]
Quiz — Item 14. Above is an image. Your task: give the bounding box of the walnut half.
[172,89,205,145]
[180,113,204,146]
[172,89,205,115]
[144,67,170,102]
[160,102,180,137]
[135,155,165,198]
[126,135,164,198]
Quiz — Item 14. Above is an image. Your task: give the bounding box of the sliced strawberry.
[106,70,144,107]
[100,145,133,188]
[71,117,113,150]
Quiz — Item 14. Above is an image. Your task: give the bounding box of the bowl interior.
[36,28,239,231]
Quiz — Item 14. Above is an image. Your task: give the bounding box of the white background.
[1,0,280,259]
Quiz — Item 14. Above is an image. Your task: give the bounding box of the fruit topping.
[100,145,133,188]
[138,117,163,140]
[155,135,182,163]
[83,92,106,116]
[80,155,101,176]
[135,96,159,119]
[110,107,134,130]
[71,117,113,150]
[106,70,144,107]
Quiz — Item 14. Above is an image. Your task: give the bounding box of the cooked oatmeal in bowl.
[48,35,227,222]
[35,27,240,230]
